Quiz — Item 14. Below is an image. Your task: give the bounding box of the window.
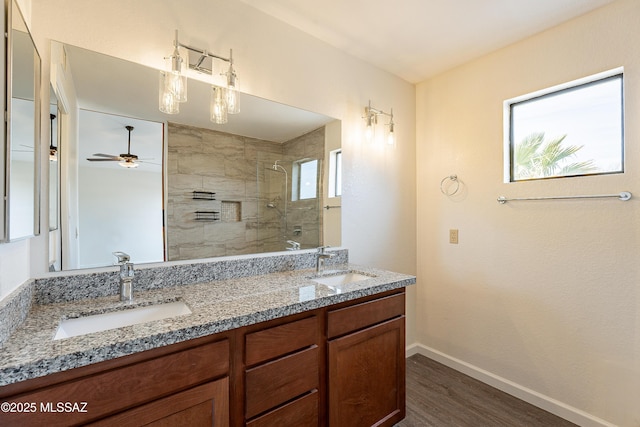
[292,158,318,200]
[506,70,623,182]
[329,149,342,198]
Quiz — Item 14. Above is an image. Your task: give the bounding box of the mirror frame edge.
[3,0,42,243]
[1,0,9,243]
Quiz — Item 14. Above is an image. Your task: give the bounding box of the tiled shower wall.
[166,122,324,260]
[282,128,325,250]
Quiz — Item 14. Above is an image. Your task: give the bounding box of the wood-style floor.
[397,354,577,427]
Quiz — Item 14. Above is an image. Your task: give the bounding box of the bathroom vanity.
[0,250,415,426]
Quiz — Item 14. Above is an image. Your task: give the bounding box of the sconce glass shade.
[365,124,374,142]
[363,102,396,147]
[387,121,396,146]
[226,66,240,114]
[387,130,396,146]
[49,148,58,162]
[211,86,228,124]
[159,71,180,114]
[165,49,187,102]
[364,113,375,142]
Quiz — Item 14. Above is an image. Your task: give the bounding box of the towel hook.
[440,175,460,196]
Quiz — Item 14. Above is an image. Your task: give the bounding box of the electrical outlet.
[449,229,459,244]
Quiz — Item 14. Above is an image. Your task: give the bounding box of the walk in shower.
[257,155,323,252]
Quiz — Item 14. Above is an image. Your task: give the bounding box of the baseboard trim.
[406,344,616,427]
[405,342,420,358]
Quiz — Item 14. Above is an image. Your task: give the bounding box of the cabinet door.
[0,339,229,427]
[328,317,405,427]
[89,378,229,427]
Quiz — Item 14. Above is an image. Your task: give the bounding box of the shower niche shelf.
[195,211,220,221]
[192,191,216,200]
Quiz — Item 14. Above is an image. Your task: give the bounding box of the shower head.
[266,202,284,216]
[270,160,287,174]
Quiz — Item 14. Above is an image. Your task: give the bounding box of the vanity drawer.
[245,346,319,419]
[0,339,229,427]
[245,316,318,366]
[327,292,405,339]
[246,389,318,427]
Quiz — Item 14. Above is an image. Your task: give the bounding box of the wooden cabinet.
[244,315,320,425]
[246,390,318,427]
[89,378,229,427]
[327,293,406,427]
[0,289,406,427]
[0,337,230,427]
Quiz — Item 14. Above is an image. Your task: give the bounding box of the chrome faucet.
[113,251,134,301]
[286,240,301,251]
[315,246,334,275]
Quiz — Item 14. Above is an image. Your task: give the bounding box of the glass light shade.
[49,148,58,162]
[226,86,240,115]
[364,123,374,142]
[387,130,396,146]
[387,122,396,146]
[119,160,139,168]
[364,111,376,142]
[159,71,179,114]
[211,86,228,124]
[226,68,240,114]
[165,51,187,102]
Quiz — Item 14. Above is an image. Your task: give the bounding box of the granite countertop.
[0,264,415,387]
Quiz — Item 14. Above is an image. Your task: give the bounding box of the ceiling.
[239,0,616,83]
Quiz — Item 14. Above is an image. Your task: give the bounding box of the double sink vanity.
[0,1,418,425]
[0,248,415,426]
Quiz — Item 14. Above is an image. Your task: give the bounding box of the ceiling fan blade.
[93,153,120,159]
[92,153,121,159]
[87,158,120,162]
[138,160,161,166]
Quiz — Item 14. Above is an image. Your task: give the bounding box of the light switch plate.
[449,229,459,244]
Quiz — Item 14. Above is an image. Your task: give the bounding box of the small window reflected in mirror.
[329,149,342,198]
[293,158,318,200]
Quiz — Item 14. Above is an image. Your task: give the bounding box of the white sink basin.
[54,301,192,340]
[311,272,372,286]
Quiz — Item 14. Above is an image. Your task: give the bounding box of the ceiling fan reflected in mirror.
[87,125,155,168]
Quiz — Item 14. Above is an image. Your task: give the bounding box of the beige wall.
[415,1,639,425]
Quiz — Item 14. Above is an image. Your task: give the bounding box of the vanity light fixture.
[49,114,58,162]
[363,100,395,146]
[159,30,240,122]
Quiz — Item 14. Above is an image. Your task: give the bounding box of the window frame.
[504,68,624,183]
[329,149,342,198]
[292,158,319,201]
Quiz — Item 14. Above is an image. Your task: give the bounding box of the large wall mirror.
[50,41,341,271]
[3,0,41,242]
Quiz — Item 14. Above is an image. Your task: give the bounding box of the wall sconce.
[159,30,240,123]
[363,100,395,146]
[49,114,58,162]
